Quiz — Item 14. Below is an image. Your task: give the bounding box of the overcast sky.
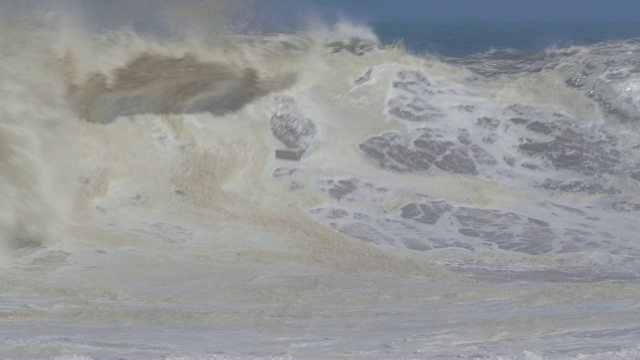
[306,0,640,22]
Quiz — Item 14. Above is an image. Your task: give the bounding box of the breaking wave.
[2,1,640,269]
[2,2,640,358]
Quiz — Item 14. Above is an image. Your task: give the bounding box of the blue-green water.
[374,21,640,56]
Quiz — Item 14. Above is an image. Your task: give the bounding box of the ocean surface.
[374,21,640,56]
[2,3,640,359]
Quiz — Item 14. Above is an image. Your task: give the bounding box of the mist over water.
[2,1,640,359]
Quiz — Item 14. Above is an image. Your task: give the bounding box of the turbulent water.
[2,3,640,359]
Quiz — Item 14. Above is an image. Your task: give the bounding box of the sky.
[307,0,640,22]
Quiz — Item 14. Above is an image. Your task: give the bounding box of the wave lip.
[71,54,296,124]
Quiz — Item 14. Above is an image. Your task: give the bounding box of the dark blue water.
[374,22,640,56]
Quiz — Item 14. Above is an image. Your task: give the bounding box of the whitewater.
[2,2,640,359]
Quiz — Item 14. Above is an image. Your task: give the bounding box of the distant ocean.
[374,21,640,56]
[2,4,640,359]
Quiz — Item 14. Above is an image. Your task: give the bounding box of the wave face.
[2,3,640,359]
